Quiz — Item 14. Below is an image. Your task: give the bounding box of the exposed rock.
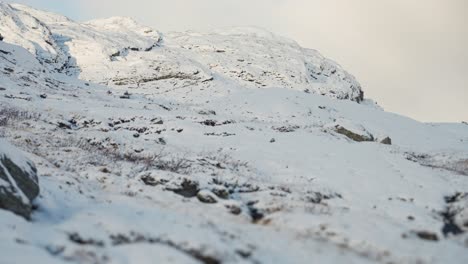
[211,186,229,199]
[224,202,242,215]
[166,179,199,198]
[197,190,218,204]
[335,125,374,142]
[380,137,392,145]
[412,231,439,241]
[0,139,39,219]
[441,192,467,237]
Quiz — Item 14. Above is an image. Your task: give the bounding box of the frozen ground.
[0,2,467,264]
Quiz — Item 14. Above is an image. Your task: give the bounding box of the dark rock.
[198,110,216,116]
[225,204,242,215]
[151,118,163,125]
[120,91,131,99]
[247,202,264,223]
[167,179,199,198]
[0,140,39,219]
[273,125,300,133]
[141,175,158,186]
[441,193,466,237]
[212,186,229,199]
[68,233,105,247]
[380,137,392,145]
[157,138,166,145]
[39,94,47,99]
[413,231,439,241]
[200,120,217,126]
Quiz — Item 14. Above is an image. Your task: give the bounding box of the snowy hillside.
[1,2,468,264]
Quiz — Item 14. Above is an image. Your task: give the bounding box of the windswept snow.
[0,2,467,264]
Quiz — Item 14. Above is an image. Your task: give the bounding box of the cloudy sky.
[6,0,468,122]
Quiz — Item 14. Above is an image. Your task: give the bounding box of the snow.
[0,2,468,264]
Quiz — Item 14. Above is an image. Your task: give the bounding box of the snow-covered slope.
[3,3,362,102]
[1,2,468,264]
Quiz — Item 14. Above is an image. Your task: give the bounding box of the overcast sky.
[6,0,468,122]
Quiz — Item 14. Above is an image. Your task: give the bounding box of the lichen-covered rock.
[0,139,39,219]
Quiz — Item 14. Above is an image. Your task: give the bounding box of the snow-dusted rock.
[0,138,39,219]
[197,189,218,204]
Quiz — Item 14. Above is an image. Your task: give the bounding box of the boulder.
[380,137,392,145]
[0,139,39,219]
[197,190,218,204]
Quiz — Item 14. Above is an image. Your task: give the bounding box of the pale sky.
[6,0,468,123]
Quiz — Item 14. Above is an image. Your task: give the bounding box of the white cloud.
[7,0,468,122]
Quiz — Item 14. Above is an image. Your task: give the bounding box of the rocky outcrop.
[0,139,39,219]
[334,125,374,142]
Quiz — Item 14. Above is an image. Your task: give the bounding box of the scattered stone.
[247,202,264,223]
[141,175,158,186]
[68,233,104,247]
[204,132,235,137]
[167,179,199,198]
[270,138,276,143]
[198,110,216,116]
[119,91,131,99]
[441,192,466,237]
[413,231,439,241]
[133,133,140,138]
[211,186,229,199]
[39,93,47,99]
[273,125,300,133]
[151,118,163,125]
[200,120,217,126]
[99,167,110,174]
[197,190,218,204]
[57,120,75,130]
[158,104,171,111]
[157,138,166,145]
[225,203,242,215]
[176,128,183,133]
